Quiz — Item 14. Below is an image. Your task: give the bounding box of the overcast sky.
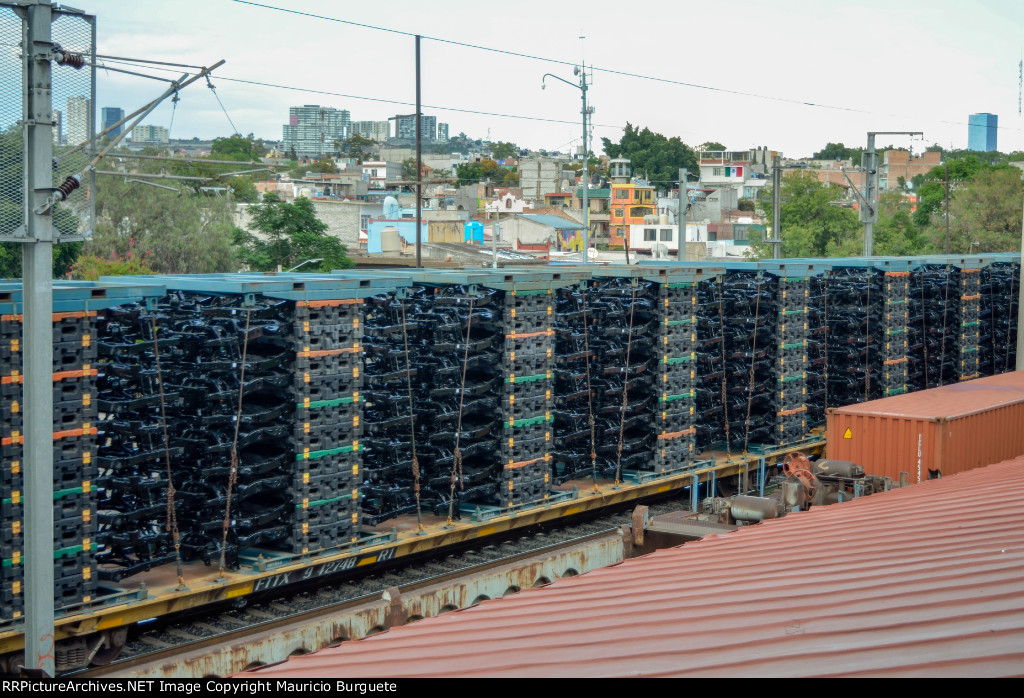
[74,0,1024,157]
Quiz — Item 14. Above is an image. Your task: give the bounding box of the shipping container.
[826,371,1024,483]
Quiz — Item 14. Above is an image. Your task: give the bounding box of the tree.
[401,158,418,181]
[934,168,1023,253]
[456,159,502,186]
[698,141,726,152]
[489,141,518,160]
[85,174,239,274]
[601,123,697,187]
[211,133,266,162]
[751,173,860,258]
[336,134,376,163]
[812,142,856,160]
[233,192,354,272]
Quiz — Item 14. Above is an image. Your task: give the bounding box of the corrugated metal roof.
[835,371,1024,419]
[243,458,1024,678]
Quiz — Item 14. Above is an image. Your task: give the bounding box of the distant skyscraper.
[437,122,449,142]
[52,110,63,146]
[395,114,436,141]
[351,120,391,143]
[967,113,998,152]
[283,105,351,158]
[66,96,91,146]
[101,107,124,138]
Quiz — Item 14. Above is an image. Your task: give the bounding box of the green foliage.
[751,173,860,258]
[812,142,858,160]
[601,123,697,186]
[86,174,239,274]
[233,193,354,272]
[336,134,376,162]
[489,141,518,160]
[456,159,503,186]
[0,124,82,278]
[737,198,755,212]
[401,158,418,180]
[67,252,155,280]
[698,141,726,151]
[933,168,1023,253]
[210,133,266,162]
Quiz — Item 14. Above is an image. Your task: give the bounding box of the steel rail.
[74,529,619,677]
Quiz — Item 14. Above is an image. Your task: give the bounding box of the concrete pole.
[414,35,422,268]
[580,63,589,264]
[863,133,877,256]
[22,0,56,677]
[1017,187,1024,370]
[772,157,782,259]
[676,168,688,260]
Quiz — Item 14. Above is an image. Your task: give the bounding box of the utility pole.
[676,168,688,260]
[21,0,56,677]
[944,163,951,254]
[579,61,589,264]
[770,157,782,259]
[542,59,590,263]
[1017,187,1024,370]
[861,131,922,255]
[414,35,422,268]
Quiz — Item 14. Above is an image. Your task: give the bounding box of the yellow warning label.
[843,427,852,439]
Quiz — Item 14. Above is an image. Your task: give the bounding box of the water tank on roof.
[659,213,669,225]
[380,226,402,255]
[643,214,658,224]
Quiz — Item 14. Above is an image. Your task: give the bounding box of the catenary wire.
[230,0,1024,133]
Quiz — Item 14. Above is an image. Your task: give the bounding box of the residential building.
[519,156,567,204]
[66,96,91,146]
[361,161,401,186]
[283,105,351,158]
[437,122,449,142]
[499,213,586,252]
[572,187,610,244]
[351,120,390,143]
[880,150,942,190]
[968,113,998,152]
[131,124,169,143]
[101,107,124,138]
[52,110,62,146]
[394,113,436,141]
[627,222,710,255]
[698,147,779,199]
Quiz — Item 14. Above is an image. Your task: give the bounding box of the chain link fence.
[0,5,94,241]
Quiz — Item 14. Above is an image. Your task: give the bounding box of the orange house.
[609,182,656,248]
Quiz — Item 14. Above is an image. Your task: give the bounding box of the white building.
[698,147,779,200]
[131,124,169,143]
[361,161,400,186]
[66,96,91,146]
[628,222,709,255]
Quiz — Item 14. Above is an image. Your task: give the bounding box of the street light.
[542,64,591,264]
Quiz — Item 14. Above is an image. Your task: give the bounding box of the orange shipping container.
[826,371,1024,483]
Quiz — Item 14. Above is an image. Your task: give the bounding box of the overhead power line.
[97,57,622,130]
[230,0,1024,134]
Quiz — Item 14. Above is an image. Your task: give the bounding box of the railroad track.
[74,492,694,677]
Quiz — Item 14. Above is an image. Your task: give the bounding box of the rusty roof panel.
[831,370,1024,419]
[243,458,1024,678]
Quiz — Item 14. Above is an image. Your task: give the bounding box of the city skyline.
[82,0,1023,157]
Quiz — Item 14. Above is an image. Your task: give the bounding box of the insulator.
[56,51,85,69]
[56,174,81,199]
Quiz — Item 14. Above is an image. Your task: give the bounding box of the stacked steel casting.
[2,309,98,615]
[0,256,1020,607]
[587,276,658,475]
